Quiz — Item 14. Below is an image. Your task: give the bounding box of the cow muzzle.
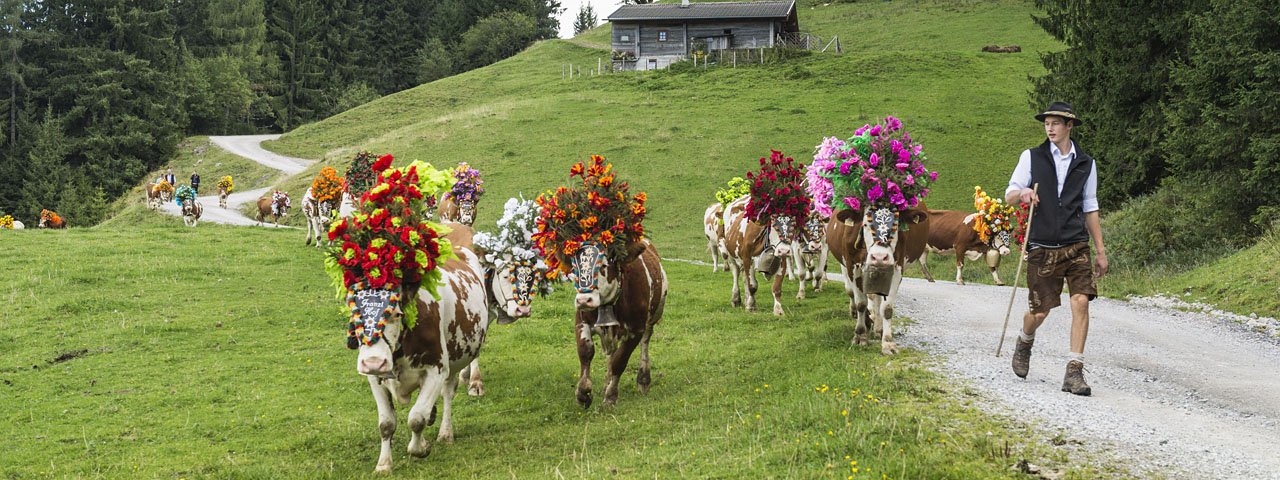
[505,300,531,319]
[358,356,392,376]
[575,293,601,310]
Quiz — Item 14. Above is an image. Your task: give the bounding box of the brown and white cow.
[918,209,1013,285]
[703,202,729,272]
[566,239,667,407]
[790,211,829,299]
[354,224,489,473]
[256,192,290,226]
[38,210,65,229]
[438,195,477,225]
[455,254,549,397]
[722,195,801,316]
[302,187,336,247]
[826,204,928,355]
[145,183,162,209]
[180,198,203,227]
[218,186,230,209]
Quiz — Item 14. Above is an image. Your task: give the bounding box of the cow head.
[801,212,827,253]
[488,259,547,323]
[569,241,643,311]
[766,215,798,257]
[181,199,196,216]
[857,206,926,268]
[991,229,1012,256]
[317,199,335,227]
[352,290,406,377]
[456,199,477,225]
[272,192,291,217]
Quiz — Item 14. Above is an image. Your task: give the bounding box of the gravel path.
[159,135,310,228]
[890,277,1280,479]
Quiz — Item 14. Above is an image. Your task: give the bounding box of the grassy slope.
[2,224,1124,478]
[261,0,1059,256]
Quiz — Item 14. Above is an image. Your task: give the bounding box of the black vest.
[1028,140,1092,246]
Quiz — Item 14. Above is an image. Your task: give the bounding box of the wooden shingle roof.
[606,1,796,22]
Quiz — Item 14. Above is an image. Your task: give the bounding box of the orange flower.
[579,215,598,230]
[591,154,605,166]
[599,230,614,245]
[633,192,647,204]
[556,186,568,195]
[631,203,646,216]
[564,240,581,255]
[570,163,585,177]
[598,175,613,188]
[586,163,605,178]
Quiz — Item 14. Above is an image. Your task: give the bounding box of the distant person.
[165,167,176,186]
[1005,101,1108,396]
[191,172,201,193]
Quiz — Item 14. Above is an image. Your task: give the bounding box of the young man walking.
[1005,102,1108,396]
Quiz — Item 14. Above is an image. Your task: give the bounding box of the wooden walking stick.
[996,183,1039,357]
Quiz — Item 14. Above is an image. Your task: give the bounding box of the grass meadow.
[0,220,1128,479]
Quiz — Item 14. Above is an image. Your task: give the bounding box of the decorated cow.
[324,155,478,473]
[535,155,667,408]
[216,176,234,209]
[723,150,809,316]
[175,185,202,227]
[464,196,554,396]
[706,177,750,272]
[38,209,66,229]
[439,162,484,225]
[919,186,1020,285]
[147,180,174,209]
[304,167,345,247]
[256,191,291,226]
[810,117,938,355]
[790,209,830,299]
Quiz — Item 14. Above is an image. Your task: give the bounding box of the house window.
[724,29,732,35]
[620,35,631,42]
[658,31,668,42]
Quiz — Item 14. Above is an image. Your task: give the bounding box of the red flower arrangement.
[327,155,448,293]
[745,150,811,224]
[344,151,378,198]
[533,155,647,278]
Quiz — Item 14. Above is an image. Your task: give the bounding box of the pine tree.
[267,0,327,130]
[18,107,70,220]
[573,3,597,36]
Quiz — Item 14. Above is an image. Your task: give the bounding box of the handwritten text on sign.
[354,289,394,332]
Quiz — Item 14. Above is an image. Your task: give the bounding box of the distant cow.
[918,209,1013,285]
[566,239,667,407]
[355,224,489,473]
[790,211,829,299]
[438,195,477,225]
[256,192,291,226]
[702,203,729,272]
[145,183,162,209]
[218,186,230,209]
[12,220,23,229]
[302,187,336,247]
[181,198,203,227]
[826,204,929,355]
[722,195,801,316]
[38,210,65,229]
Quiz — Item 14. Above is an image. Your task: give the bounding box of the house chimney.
[680,0,690,7]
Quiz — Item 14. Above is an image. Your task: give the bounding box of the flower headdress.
[807,116,939,215]
[533,155,647,278]
[715,177,751,209]
[40,209,62,224]
[324,154,456,344]
[174,185,197,205]
[475,196,554,295]
[446,162,485,203]
[217,176,234,193]
[154,180,175,194]
[345,151,379,199]
[0,215,14,230]
[971,186,1017,243]
[311,167,346,204]
[745,150,811,224]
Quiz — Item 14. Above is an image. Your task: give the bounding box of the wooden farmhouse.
[606,0,800,71]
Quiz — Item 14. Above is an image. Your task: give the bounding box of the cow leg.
[771,267,786,316]
[796,261,807,300]
[744,262,758,312]
[919,251,936,282]
[604,331,643,406]
[878,267,904,355]
[955,253,966,285]
[729,257,743,307]
[814,248,828,292]
[636,324,654,394]
[990,267,1003,286]
[436,370,458,443]
[461,358,484,397]
[367,377,397,473]
[407,368,446,458]
[575,321,595,408]
[841,263,871,345]
[305,217,314,245]
[708,239,719,272]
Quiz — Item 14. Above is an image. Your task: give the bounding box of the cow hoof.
[957,280,966,286]
[881,342,899,356]
[636,369,651,391]
[996,281,1006,286]
[436,431,454,443]
[796,293,805,301]
[468,382,485,397]
[375,459,393,473]
[576,389,593,409]
[407,438,432,458]
[773,304,785,316]
[731,297,741,307]
[853,335,869,346]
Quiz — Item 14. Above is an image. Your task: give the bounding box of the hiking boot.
[1062,360,1092,396]
[1012,337,1034,378]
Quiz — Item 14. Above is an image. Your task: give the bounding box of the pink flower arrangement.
[807,116,938,214]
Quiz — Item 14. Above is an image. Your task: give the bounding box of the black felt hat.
[1035,101,1082,126]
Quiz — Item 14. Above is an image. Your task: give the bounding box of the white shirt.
[1005,140,1098,213]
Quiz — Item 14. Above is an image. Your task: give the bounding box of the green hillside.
[260,0,1058,262]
